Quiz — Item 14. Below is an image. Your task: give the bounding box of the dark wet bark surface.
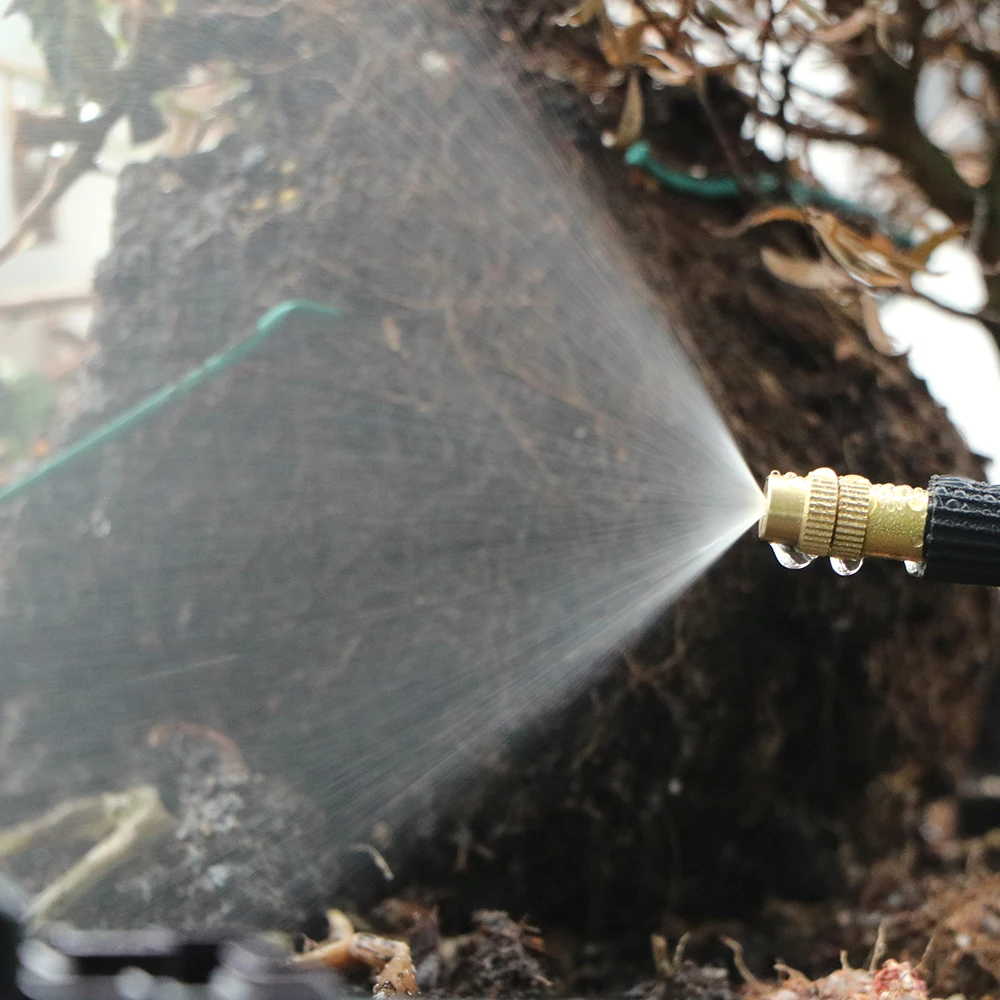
[0,0,996,987]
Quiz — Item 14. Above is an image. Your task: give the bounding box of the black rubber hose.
[923,476,1000,586]
[0,875,25,1000]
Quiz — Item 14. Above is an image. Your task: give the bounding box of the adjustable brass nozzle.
[758,469,928,565]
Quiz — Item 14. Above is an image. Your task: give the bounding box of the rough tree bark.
[0,0,995,963]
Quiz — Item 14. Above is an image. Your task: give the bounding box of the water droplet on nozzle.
[770,542,815,570]
[830,557,863,576]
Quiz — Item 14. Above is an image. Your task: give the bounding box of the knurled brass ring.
[759,467,929,564]
[830,474,871,561]
[799,467,838,556]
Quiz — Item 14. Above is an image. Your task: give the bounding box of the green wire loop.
[0,298,341,505]
[624,141,915,249]
[0,158,918,510]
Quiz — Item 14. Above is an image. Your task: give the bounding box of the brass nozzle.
[758,469,928,563]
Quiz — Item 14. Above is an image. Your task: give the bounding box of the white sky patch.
[879,239,1000,481]
[880,244,1000,481]
[880,298,1000,481]
[787,45,850,99]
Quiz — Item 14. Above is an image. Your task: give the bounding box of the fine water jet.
[0,0,768,936]
[0,0,994,994]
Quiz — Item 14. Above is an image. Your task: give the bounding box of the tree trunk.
[0,0,995,955]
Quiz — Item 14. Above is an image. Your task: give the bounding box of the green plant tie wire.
[0,154,916,509]
[0,298,341,505]
[624,141,916,249]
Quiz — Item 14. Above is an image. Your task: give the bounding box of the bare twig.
[632,0,682,41]
[16,112,107,147]
[0,288,92,312]
[972,124,1000,270]
[748,107,882,149]
[721,936,760,985]
[0,105,124,270]
[854,49,976,224]
[347,842,395,881]
[694,67,752,188]
[910,288,1000,327]
[147,719,249,780]
[869,922,888,973]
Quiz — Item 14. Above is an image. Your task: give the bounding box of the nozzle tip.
[759,468,927,565]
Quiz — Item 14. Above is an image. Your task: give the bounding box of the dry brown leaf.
[296,910,419,996]
[760,247,854,291]
[873,7,913,63]
[810,215,963,289]
[651,934,670,976]
[552,0,604,27]
[637,51,735,86]
[643,47,696,75]
[709,204,810,239]
[721,205,961,293]
[860,291,896,354]
[900,223,965,270]
[637,51,693,85]
[874,7,896,58]
[698,2,748,29]
[807,214,910,289]
[599,19,647,69]
[783,0,831,27]
[811,6,873,45]
[602,71,644,148]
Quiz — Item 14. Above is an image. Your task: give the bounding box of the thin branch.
[0,288,92,312]
[851,49,977,223]
[908,287,1000,326]
[0,105,124,270]
[972,123,1000,269]
[632,0,682,41]
[15,111,117,147]
[749,108,883,148]
[694,68,753,188]
[900,0,931,75]
[919,37,1000,97]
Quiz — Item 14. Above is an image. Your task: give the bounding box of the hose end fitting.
[759,469,928,570]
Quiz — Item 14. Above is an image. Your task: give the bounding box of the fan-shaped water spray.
[0,0,762,925]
